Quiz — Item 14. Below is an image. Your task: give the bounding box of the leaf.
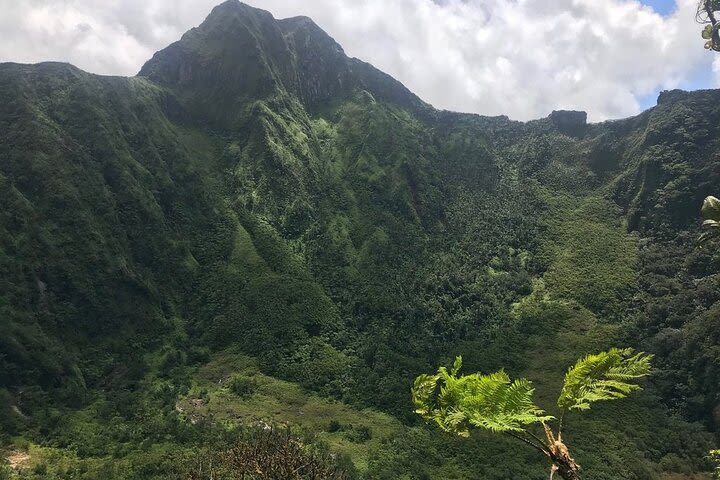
[557,348,652,411]
[699,229,720,245]
[703,25,714,40]
[411,357,553,435]
[702,196,720,222]
[699,197,720,245]
[451,356,463,376]
[709,450,720,479]
[412,373,440,416]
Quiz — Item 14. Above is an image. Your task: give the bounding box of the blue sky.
[637,0,714,110]
[639,65,714,110]
[641,0,677,16]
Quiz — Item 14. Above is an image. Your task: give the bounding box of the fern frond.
[557,348,652,411]
[702,196,720,222]
[709,449,720,480]
[700,196,720,245]
[411,357,553,435]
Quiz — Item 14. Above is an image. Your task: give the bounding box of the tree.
[697,1,720,51]
[412,348,652,480]
[700,195,720,244]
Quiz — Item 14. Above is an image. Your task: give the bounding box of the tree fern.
[414,349,652,479]
[557,348,652,411]
[412,356,553,435]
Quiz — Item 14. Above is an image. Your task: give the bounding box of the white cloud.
[0,0,715,120]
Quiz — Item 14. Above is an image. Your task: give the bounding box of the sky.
[0,0,718,121]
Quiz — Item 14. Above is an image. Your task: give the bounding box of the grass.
[177,351,403,471]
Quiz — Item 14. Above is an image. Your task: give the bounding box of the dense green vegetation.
[1,1,719,478]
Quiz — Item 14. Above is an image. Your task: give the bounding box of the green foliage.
[174,353,402,473]
[0,464,11,480]
[539,196,639,317]
[700,195,720,243]
[557,348,653,411]
[412,356,553,435]
[228,375,258,397]
[324,422,373,443]
[414,349,653,479]
[710,449,720,479]
[276,338,351,395]
[703,196,720,221]
[0,3,719,478]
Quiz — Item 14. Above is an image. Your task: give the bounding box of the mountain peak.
[207,0,268,17]
[138,2,425,125]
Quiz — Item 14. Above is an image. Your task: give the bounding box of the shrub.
[186,426,357,479]
[228,375,257,398]
[327,419,342,432]
[343,425,372,443]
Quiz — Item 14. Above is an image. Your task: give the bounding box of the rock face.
[549,110,587,134]
[657,89,688,105]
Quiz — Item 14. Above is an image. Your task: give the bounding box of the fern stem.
[527,429,548,450]
[505,431,550,457]
[558,410,565,437]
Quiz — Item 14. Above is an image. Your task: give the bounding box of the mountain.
[0,1,718,478]
[138,1,427,125]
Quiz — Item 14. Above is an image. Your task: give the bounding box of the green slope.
[0,1,719,478]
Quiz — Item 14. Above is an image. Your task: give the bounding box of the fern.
[710,450,720,480]
[414,349,651,479]
[557,348,652,411]
[412,357,553,435]
[700,196,720,244]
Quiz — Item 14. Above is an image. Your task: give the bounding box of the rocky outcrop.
[549,110,587,134]
[657,89,687,105]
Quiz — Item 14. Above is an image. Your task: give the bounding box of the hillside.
[0,1,718,478]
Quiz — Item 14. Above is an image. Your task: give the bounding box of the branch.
[704,0,720,48]
[705,0,718,25]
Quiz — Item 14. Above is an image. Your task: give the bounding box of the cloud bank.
[0,0,716,120]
